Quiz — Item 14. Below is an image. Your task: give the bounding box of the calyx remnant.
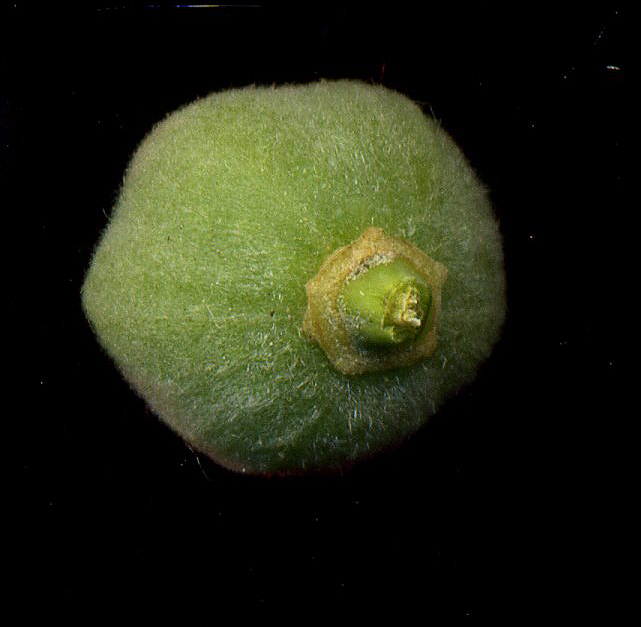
[303,227,448,375]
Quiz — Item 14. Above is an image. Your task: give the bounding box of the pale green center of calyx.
[339,257,432,349]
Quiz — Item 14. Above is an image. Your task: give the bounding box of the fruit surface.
[82,80,506,475]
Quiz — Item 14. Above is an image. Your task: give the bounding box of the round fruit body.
[82,80,506,475]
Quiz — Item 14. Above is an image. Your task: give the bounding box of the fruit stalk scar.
[303,227,448,375]
[340,257,432,348]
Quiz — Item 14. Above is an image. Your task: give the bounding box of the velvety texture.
[82,80,506,475]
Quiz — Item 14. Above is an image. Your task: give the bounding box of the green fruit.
[82,80,506,475]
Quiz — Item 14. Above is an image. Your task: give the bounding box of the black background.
[3,3,624,619]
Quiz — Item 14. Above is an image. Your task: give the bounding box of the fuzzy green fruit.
[82,80,506,475]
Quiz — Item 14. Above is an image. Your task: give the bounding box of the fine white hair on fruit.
[82,80,506,475]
